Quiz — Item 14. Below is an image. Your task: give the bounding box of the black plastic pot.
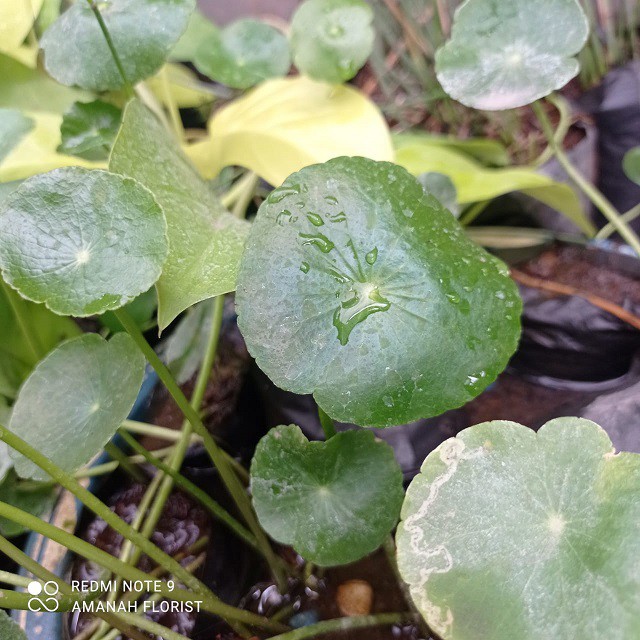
[577,61,640,232]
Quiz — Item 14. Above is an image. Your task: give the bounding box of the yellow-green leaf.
[146,63,215,109]
[394,136,595,235]
[186,75,393,185]
[0,111,103,182]
[0,0,44,55]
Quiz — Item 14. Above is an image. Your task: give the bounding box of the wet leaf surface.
[110,100,249,330]
[0,167,167,316]
[237,157,521,427]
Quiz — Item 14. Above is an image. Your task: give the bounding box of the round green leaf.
[0,167,168,316]
[0,610,27,640]
[58,100,122,161]
[290,0,374,84]
[435,0,589,110]
[9,333,145,481]
[418,172,460,218]
[40,0,195,91]
[251,425,404,566]
[623,146,640,186]
[397,418,640,640]
[236,157,521,428]
[194,19,290,90]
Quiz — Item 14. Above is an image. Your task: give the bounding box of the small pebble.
[289,610,320,628]
[336,579,374,616]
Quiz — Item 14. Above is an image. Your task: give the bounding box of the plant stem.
[596,203,640,239]
[159,65,185,143]
[113,308,287,589]
[318,407,337,440]
[126,296,225,572]
[85,0,134,98]
[232,172,259,218]
[533,97,640,257]
[122,420,202,443]
[0,535,152,640]
[268,613,414,640]
[0,279,43,361]
[0,502,284,631]
[119,430,259,552]
[0,425,233,610]
[75,446,176,479]
[121,419,249,483]
[458,200,490,227]
[0,570,31,588]
[104,441,145,482]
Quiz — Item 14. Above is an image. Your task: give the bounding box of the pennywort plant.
[0,0,638,639]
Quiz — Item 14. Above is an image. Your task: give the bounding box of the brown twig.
[511,268,640,331]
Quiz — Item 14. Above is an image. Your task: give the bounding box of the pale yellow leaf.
[0,111,103,182]
[395,137,596,235]
[0,0,44,54]
[146,63,216,109]
[185,75,393,185]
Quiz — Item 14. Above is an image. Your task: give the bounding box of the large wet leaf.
[290,0,374,84]
[110,100,249,330]
[0,609,27,639]
[186,76,393,185]
[397,418,640,640]
[0,109,34,163]
[236,157,521,427]
[251,425,404,565]
[58,100,122,161]
[194,19,290,90]
[0,0,44,55]
[395,136,595,235]
[435,0,589,110]
[0,167,168,316]
[10,333,145,481]
[0,111,103,182]
[41,0,195,91]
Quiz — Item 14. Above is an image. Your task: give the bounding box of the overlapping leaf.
[0,167,168,316]
[186,76,393,185]
[397,418,640,640]
[9,333,145,480]
[395,135,595,234]
[110,100,249,329]
[435,0,589,109]
[251,425,404,565]
[41,0,195,91]
[194,19,290,89]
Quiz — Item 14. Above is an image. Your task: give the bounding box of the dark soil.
[519,244,640,307]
